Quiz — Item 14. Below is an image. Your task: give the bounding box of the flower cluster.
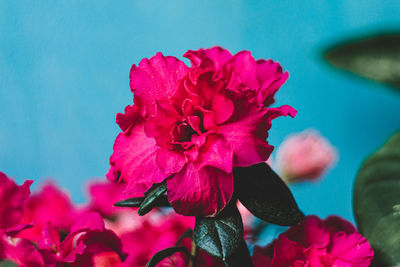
[1,47,377,266]
[0,172,227,266]
[107,47,296,216]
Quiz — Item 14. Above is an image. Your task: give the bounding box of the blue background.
[1,1,400,223]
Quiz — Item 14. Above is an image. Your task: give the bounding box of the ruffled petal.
[218,105,272,167]
[116,105,143,132]
[195,134,233,173]
[130,53,189,111]
[167,164,233,216]
[184,47,232,70]
[108,123,166,195]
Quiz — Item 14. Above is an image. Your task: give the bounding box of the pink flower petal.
[184,46,232,70]
[0,172,33,230]
[130,52,189,111]
[167,164,233,216]
[195,134,233,173]
[108,123,166,195]
[218,106,274,167]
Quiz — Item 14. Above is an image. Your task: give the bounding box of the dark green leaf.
[138,182,167,216]
[354,132,400,266]
[193,204,243,260]
[234,163,303,226]
[114,195,170,208]
[323,33,400,91]
[223,239,254,267]
[145,246,190,267]
[0,261,18,267]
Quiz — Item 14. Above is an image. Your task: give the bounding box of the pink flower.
[1,228,45,267]
[18,182,78,242]
[108,47,296,216]
[0,172,44,266]
[85,180,146,236]
[276,130,337,183]
[38,212,126,266]
[120,210,223,267]
[85,180,134,218]
[252,215,374,267]
[121,211,194,266]
[0,172,33,230]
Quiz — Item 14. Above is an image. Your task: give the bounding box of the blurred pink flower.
[108,47,296,216]
[38,212,126,266]
[0,172,44,266]
[84,180,146,236]
[0,172,32,230]
[18,182,79,242]
[1,228,45,267]
[276,130,337,183]
[252,215,374,267]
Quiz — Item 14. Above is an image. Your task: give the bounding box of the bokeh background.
[1,1,400,224]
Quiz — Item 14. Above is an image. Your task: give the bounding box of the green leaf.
[114,195,170,208]
[234,163,303,226]
[0,261,18,267]
[354,132,400,266]
[193,204,243,260]
[223,239,254,267]
[145,246,190,267]
[138,182,167,216]
[323,33,400,91]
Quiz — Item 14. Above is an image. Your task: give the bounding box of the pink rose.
[276,130,337,183]
[107,47,296,216]
[18,182,79,242]
[252,215,374,267]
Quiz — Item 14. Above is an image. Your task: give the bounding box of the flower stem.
[189,239,198,267]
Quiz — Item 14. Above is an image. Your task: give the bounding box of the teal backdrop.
[1,1,400,223]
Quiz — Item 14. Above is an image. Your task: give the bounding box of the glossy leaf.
[354,132,400,266]
[324,33,400,91]
[234,163,303,226]
[114,195,170,208]
[145,246,190,267]
[223,239,254,267]
[138,182,167,216]
[193,204,243,260]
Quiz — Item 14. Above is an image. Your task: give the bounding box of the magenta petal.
[196,134,233,173]
[184,47,232,70]
[213,93,234,124]
[108,123,166,195]
[229,51,259,89]
[271,234,306,266]
[167,164,233,216]
[156,149,186,176]
[38,224,60,250]
[0,172,33,230]
[71,212,104,233]
[7,237,45,267]
[5,223,33,237]
[130,52,189,109]
[218,108,273,167]
[116,105,143,132]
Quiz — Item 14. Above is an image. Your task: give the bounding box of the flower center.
[169,121,197,151]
